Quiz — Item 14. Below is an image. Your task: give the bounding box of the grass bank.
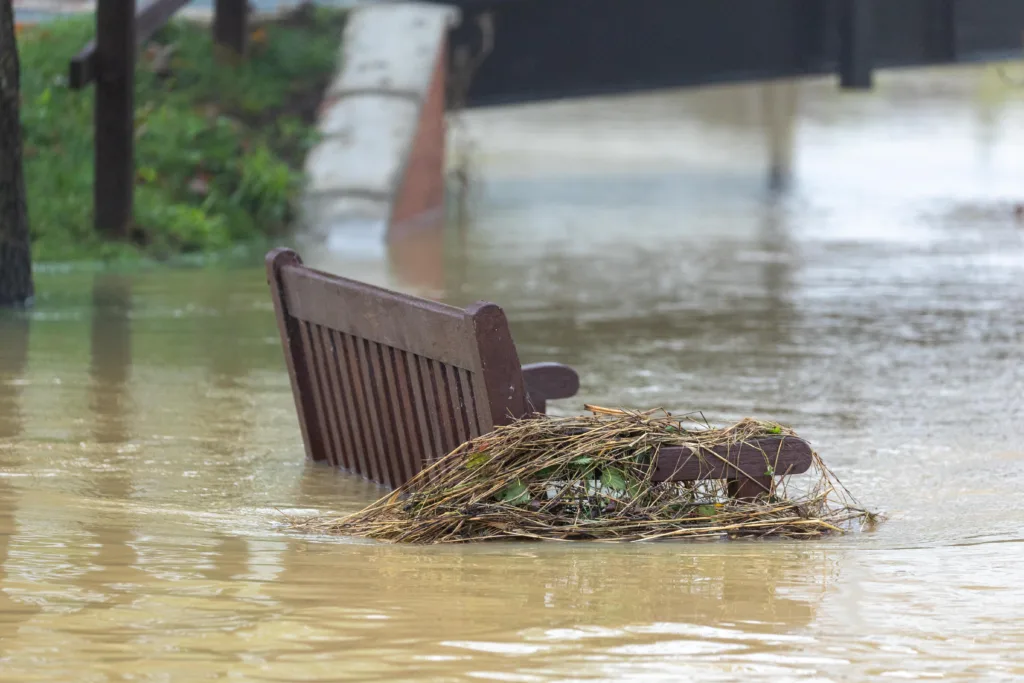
[18,6,345,262]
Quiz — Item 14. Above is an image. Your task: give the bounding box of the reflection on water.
[0,64,1023,680]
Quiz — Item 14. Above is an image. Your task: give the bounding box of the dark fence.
[435,0,1024,108]
[69,0,249,237]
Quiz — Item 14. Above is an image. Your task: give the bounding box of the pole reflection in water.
[0,313,30,440]
[0,312,37,641]
[78,274,140,617]
[761,80,799,192]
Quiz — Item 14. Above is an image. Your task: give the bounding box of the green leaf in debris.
[466,452,491,470]
[536,466,558,479]
[770,425,782,434]
[499,480,530,505]
[600,467,627,492]
[570,456,594,466]
[697,504,718,517]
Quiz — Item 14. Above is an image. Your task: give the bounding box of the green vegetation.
[18,8,345,262]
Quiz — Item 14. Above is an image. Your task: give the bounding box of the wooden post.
[94,0,136,237]
[213,0,248,56]
[838,0,873,90]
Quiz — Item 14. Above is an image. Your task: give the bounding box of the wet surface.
[2,66,1024,680]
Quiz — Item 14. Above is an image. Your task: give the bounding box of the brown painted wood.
[348,335,385,485]
[404,352,435,478]
[427,359,457,456]
[265,248,583,488]
[652,437,813,484]
[380,346,415,486]
[280,265,477,369]
[309,324,344,468]
[466,302,529,428]
[297,321,335,465]
[366,341,400,488]
[322,329,357,472]
[336,332,373,479]
[266,249,325,463]
[444,364,470,446]
[458,367,483,437]
[392,351,426,484]
[213,0,248,55]
[70,0,192,89]
[522,363,580,407]
[94,0,136,237]
[728,475,773,501]
[416,355,448,468]
[69,44,98,89]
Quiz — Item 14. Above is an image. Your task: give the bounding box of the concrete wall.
[301,2,459,260]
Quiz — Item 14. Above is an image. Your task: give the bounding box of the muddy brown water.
[1,66,1023,680]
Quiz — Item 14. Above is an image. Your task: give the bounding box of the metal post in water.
[761,80,798,192]
[839,0,873,90]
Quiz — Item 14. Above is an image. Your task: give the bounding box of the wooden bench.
[266,248,812,496]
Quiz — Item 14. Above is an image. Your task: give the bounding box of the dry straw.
[295,406,876,543]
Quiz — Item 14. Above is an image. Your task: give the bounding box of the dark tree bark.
[0,0,33,308]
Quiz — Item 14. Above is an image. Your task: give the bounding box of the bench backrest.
[266,248,530,488]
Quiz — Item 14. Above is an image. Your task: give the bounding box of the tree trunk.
[0,0,33,308]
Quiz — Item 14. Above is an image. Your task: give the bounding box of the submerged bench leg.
[728,474,773,501]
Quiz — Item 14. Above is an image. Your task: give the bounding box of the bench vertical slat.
[416,356,447,469]
[342,333,380,482]
[336,332,372,479]
[355,338,390,487]
[366,340,401,488]
[296,321,333,464]
[428,359,459,456]
[308,323,343,468]
[396,350,428,483]
[464,364,492,437]
[266,249,326,464]
[381,346,416,486]
[320,327,357,472]
[458,369,478,438]
[404,353,434,479]
[459,367,483,437]
[443,364,469,446]
[728,476,773,501]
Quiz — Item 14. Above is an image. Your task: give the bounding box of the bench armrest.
[653,437,813,500]
[522,362,580,414]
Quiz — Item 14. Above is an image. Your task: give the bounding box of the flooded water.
[2,66,1024,680]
